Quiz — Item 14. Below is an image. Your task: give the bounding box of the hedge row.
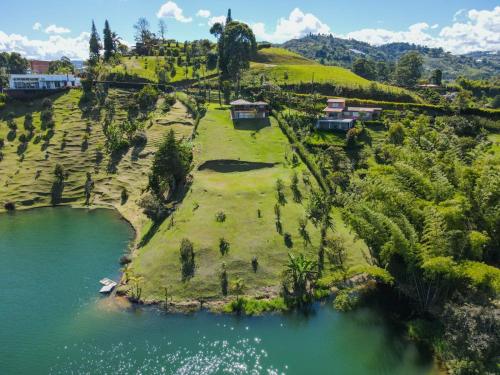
[280,82,419,104]
[274,112,330,192]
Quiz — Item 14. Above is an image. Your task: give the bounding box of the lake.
[0,207,436,374]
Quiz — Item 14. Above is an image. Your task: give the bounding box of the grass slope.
[253,47,318,65]
[0,89,193,236]
[127,105,368,302]
[247,48,414,99]
[110,56,217,83]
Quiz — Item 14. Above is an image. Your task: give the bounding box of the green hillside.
[126,105,368,303]
[109,55,217,83]
[0,89,193,235]
[245,48,419,102]
[253,47,318,65]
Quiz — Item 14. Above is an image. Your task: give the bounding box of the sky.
[0,0,499,60]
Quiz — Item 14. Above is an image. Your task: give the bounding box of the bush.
[138,192,167,221]
[215,211,226,223]
[179,238,195,280]
[224,297,288,315]
[219,237,230,256]
[3,202,15,211]
[251,256,258,272]
[333,289,359,312]
[120,187,128,205]
[41,98,52,110]
[132,131,147,146]
[135,84,159,111]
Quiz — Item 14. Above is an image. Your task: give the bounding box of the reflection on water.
[0,208,436,375]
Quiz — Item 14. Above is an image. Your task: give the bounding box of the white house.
[8,74,81,90]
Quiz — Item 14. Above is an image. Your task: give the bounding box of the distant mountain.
[280,35,500,81]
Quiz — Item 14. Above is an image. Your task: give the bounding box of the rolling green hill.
[281,35,500,80]
[246,48,419,102]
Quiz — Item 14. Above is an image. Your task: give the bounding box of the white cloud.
[208,15,226,27]
[430,24,439,29]
[157,1,192,23]
[32,22,42,31]
[252,8,330,43]
[197,9,211,18]
[454,9,467,21]
[344,6,500,54]
[44,24,71,34]
[0,31,90,60]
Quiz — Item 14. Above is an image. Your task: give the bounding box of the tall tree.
[89,20,101,63]
[352,58,377,80]
[158,20,167,44]
[226,8,233,23]
[221,21,257,87]
[431,69,443,85]
[103,20,114,61]
[210,22,225,106]
[395,51,424,87]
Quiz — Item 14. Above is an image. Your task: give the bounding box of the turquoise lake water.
[0,207,436,374]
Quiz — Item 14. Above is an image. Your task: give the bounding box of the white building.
[8,74,81,90]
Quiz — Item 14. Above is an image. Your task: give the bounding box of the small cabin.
[230,99,269,120]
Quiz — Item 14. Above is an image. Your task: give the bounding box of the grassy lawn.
[110,56,217,83]
[127,104,368,302]
[0,89,193,237]
[253,47,318,65]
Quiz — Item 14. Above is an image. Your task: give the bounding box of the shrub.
[135,84,159,111]
[284,232,293,248]
[215,211,226,223]
[219,237,230,256]
[121,187,128,205]
[41,98,53,110]
[3,202,15,211]
[132,131,147,146]
[164,94,176,106]
[179,238,195,280]
[333,289,359,312]
[251,256,258,272]
[138,192,167,221]
[220,263,228,296]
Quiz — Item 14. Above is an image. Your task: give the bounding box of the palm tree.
[232,278,245,300]
[231,277,246,314]
[283,253,317,306]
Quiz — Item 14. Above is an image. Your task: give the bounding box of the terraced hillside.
[0,89,193,236]
[126,105,368,303]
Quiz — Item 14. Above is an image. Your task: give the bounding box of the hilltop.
[281,35,500,80]
[245,47,420,103]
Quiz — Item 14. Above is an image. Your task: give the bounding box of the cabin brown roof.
[230,99,268,106]
[230,99,253,106]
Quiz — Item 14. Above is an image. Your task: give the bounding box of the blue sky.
[0,1,499,59]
